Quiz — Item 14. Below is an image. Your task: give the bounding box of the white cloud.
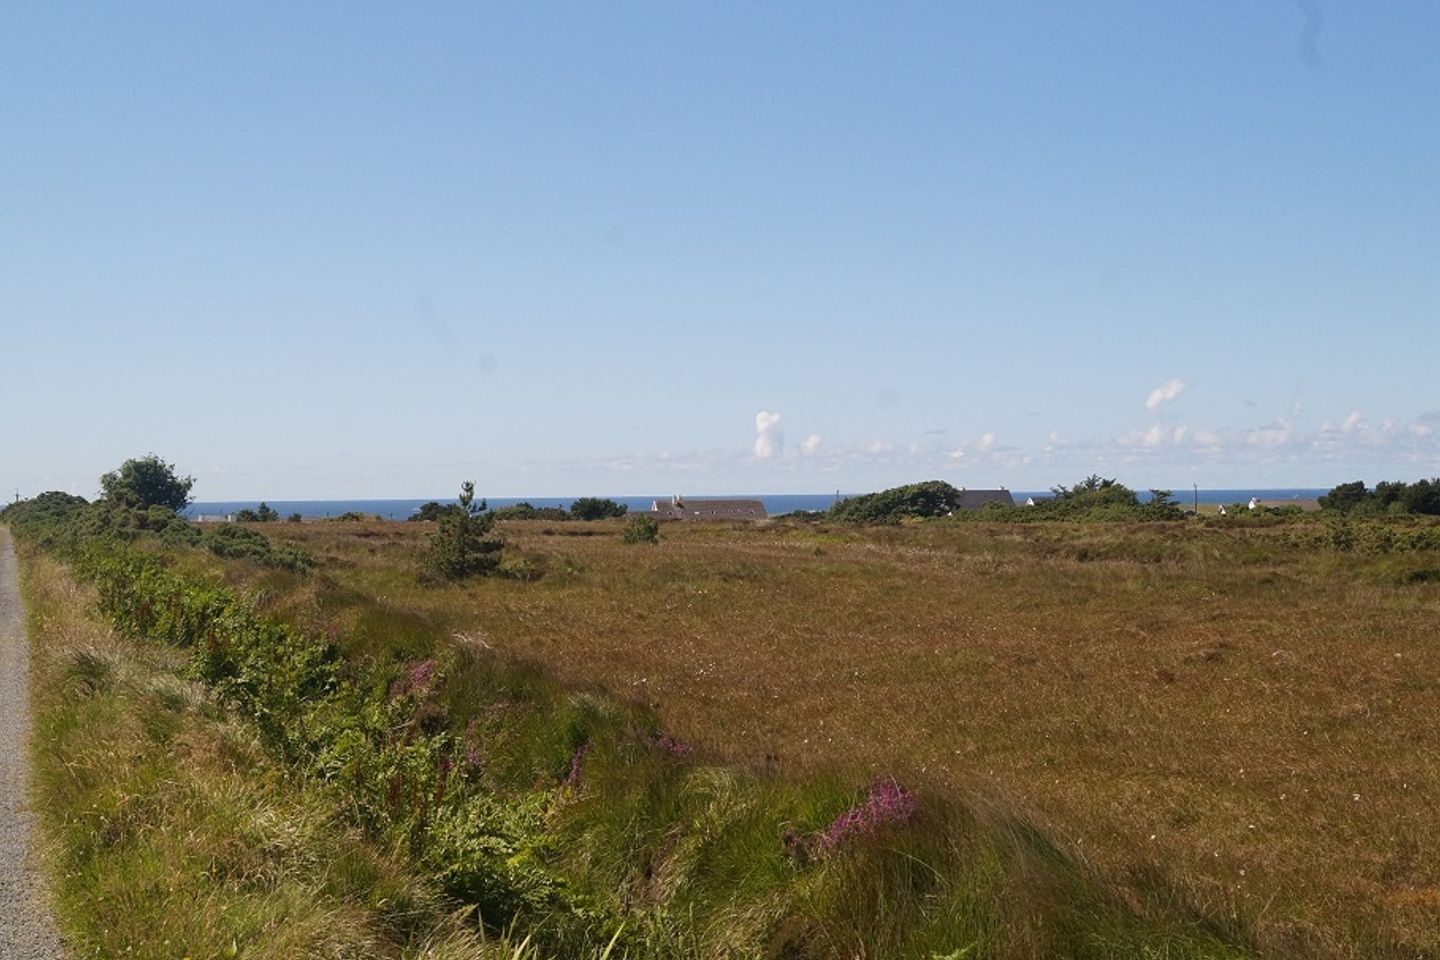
[1193,429,1223,449]
[1119,423,1190,448]
[977,432,997,453]
[1245,419,1292,448]
[1145,378,1187,412]
[753,411,783,459]
[1341,410,1362,433]
[800,434,823,455]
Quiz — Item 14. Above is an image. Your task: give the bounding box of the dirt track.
[0,528,62,959]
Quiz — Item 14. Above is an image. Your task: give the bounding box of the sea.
[187,489,1330,521]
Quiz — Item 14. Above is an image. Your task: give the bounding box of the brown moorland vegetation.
[213,516,1439,958]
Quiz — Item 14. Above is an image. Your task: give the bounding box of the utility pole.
[1193,482,1199,516]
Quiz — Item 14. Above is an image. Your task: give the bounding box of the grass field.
[205,515,1440,959]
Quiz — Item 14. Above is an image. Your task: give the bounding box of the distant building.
[650,495,767,521]
[954,488,1016,511]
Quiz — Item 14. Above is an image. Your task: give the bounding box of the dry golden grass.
[254,517,1440,959]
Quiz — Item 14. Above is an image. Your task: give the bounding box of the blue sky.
[2,2,1437,500]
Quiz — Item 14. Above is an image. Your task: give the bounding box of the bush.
[569,497,628,521]
[828,481,963,522]
[424,482,504,580]
[1320,478,1440,516]
[620,514,660,544]
[235,502,279,522]
[408,501,464,522]
[0,491,91,542]
[944,476,1184,523]
[492,502,570,522]
[99,454,195,511]
[202,523,314,572]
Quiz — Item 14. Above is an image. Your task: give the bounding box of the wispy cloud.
[1244,419,1292,448]
[1145,378,1187,412]
[800,434,823,456]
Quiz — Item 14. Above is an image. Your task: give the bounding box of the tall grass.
[13,531,1249,959]
[245,515,1440,959]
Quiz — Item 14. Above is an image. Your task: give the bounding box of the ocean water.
[187,489,1330,520]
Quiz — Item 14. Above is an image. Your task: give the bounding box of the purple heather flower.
[811,777,917,854]
[463,718,485,769]
[391,658,436,698]
[652,733,691,757]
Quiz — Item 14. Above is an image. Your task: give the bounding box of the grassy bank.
[7,507,1252,958]
[18,543,588,959]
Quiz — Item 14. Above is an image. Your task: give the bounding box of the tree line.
[1319,479,1440,516]
[408,495,629,523]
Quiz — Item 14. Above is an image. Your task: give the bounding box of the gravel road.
[0,528,63,959]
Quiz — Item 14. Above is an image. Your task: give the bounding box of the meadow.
[220,514,1440,959]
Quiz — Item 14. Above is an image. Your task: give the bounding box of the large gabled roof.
[651,497,768,520]
[955,489,1015,510]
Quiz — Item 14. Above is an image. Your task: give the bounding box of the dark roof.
[955,489,1015,510]
[651,497,768,521]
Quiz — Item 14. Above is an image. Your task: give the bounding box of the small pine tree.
[424,481,503,579]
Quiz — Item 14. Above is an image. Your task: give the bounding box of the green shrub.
[620,514,659,544]
[99,453,195,511]
[1320,478,1440,515]
[408,501,464,522]
[235,502,279,522]
[493,502,570,522]
[828,481,963,522]
[569,497,628,521]
[202,523,313,572]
